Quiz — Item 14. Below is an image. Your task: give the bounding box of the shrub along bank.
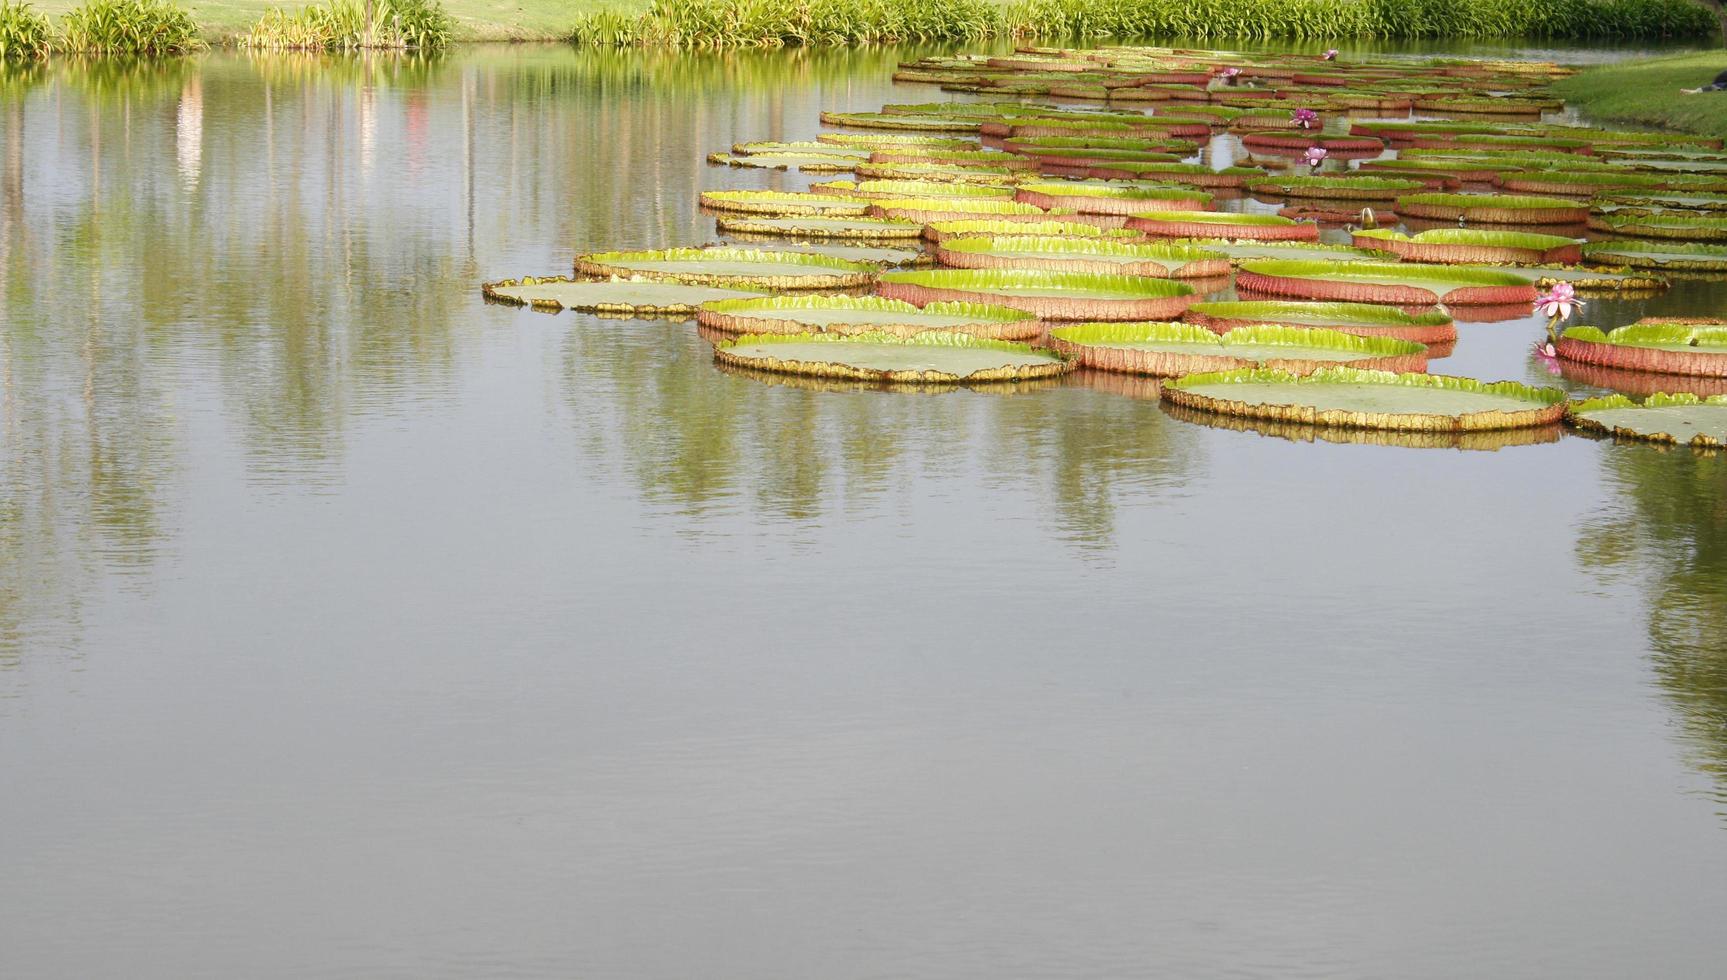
[1,0,455,52]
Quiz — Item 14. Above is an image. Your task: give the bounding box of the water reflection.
[1580,447,1727,815]
[5,42,1727,978]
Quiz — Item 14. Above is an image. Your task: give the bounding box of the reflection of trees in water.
[0,52,478,655]
[558,323,1202,543]
[1581,447,1727,814]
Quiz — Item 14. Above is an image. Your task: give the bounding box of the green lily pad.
[696,294,1038,340]
[1581,240,1727,272]
[1247,175,1425,199]
[1184,300,1456,343]
[712,330,1072,384]
[1590,213,1727,241]
[1173,240,1382,265]
[481,276,766,314]
[1568,392,1727,449]
[1395,192,1589,224]
[1161,366,1566,431]
[574,247,876,289]
[1237,259,1536,305]
[936,235,1227,277]
[698,191,872,216]
[877,268,1196,320]
[817,134,980,149]
[820,111,982,132]
[1049,321,1427,376]
[714,215,924,240]
[731,241,927,267]
[923,219,1143,242]
[707,151,860,172]
[812,179,1015,200]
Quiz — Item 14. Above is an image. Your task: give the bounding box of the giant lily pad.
[1082,162,1266,187]
[698,190,872,216]
[1566,392,1727,450]
[1126,210,1319,241]
[1048,321,1427,376]
[481,276,766,314]
[1184,300,1457,345]
[817,133,979,149]
[1595,191,1727,213]
[574,247,876,290]
[1556,323,1727,377]
[696,294,1039,341]
[820,111,982,132]
[732,140,874,158]
[1496,170,1665,197]
[1236,259,1538,305]
[935,236,1229,278]
[1161,402,1563,451]
[1246,175,1425,200]
[706,151,860,173]
[1394,193,1589,225]
[1580,240,1727,272]
[715,215,924,240]
[876,268,1196,320]
[922,219,1144,243]
[1172,240,1383,266]
[1239,132,1384,154]
[815,179,1015,201]
[712,331,1073,384]
[1588,213,1727,241]
[1352,228,1582,265]
[735,240,929,267]
[1160,367,1565,431]
[1006,146,1188,167]
[1013,182,1213,215]
[870,198,1091,226]
[853,161,1027,184]
[1520,267,1668,294]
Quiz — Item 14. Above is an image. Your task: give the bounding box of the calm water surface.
[2,43,1725,980]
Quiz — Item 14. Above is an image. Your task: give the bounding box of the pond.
[1,42,1725,980]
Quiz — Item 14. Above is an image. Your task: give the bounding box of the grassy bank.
[28,0,626,40]
[19,0,1723,46]
[1555,51,1727,140]
[573,0,1719,47]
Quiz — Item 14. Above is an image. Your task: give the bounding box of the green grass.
[573,0,1718,47]
[32,0,627,39]
[1554,50,1727,141]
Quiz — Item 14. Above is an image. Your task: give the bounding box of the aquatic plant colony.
[485,45,1727,451]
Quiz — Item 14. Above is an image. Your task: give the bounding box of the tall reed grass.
[59,0,201,54]
[570,0,1718,47]
[241,0,454,50]
[0,1,53,59]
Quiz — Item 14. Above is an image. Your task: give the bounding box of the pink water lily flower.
[1304,146,1328,170]
[1322,49,1339,61]
[1535,281,1581,321]
[1292,108,1318,129]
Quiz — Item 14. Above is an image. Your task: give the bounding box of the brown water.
[2,43,1726,980]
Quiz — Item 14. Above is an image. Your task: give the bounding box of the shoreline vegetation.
[3,0,1720,50]
[572,0,1719,48]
